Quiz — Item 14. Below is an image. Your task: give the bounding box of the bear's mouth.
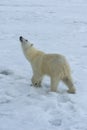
[19,36,28,43]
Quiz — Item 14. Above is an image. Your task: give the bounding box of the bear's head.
[19,36,33,50]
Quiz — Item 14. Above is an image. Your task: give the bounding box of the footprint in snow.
[0,98,11,104]
[0,70,13,76]
[49,118,62,126]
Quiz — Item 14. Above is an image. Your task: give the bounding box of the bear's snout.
[19,36,23,42]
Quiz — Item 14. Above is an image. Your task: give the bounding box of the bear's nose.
[19,36,23,42]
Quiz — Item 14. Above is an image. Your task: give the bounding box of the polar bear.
[19,36,76,93]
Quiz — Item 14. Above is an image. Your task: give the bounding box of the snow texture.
[0,0,87,130]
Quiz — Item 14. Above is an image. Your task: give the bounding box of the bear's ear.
[31,43,33,47]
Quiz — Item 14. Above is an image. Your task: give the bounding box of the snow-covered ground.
[0,0,87,129]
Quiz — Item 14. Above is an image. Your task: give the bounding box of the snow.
[0,0,87,129]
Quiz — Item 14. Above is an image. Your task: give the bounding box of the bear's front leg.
[31,76,42,87]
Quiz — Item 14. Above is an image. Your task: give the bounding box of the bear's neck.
[24,47,45,62]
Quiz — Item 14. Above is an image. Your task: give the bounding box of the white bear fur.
[19,36,76,93]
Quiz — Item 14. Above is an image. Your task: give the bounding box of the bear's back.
[41,54,70,78]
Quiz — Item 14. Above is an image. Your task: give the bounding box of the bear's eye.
[31,44,33,47]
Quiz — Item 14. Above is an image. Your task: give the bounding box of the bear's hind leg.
[62,77,76,94]
[50,77,60,92]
